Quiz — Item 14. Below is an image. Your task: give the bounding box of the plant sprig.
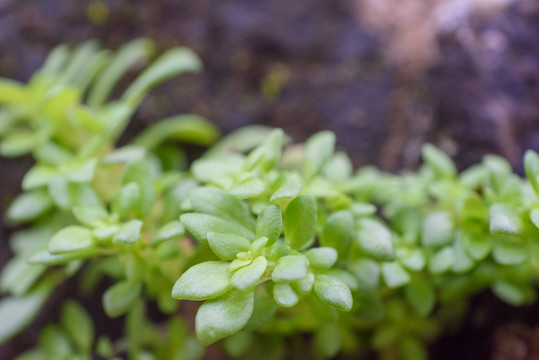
[2,40,539,360]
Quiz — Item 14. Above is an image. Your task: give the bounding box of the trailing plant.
[1,40,539,360]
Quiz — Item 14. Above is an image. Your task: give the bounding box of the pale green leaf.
[49,226,94,254]
[112,220,143,245]
[314,275,353,312]
[181,213,254,244]
[172,261,232,300]
[231,256,267,290]
[273,282,299,308]
[208,233,251,260]
[103,280,141,318]
[284,194,317,250]
[272,255,309,282]
[255,205,282,246]
[196,289,254,346]
[356,218,394,261]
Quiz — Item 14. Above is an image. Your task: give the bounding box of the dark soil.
[1,0,539,359]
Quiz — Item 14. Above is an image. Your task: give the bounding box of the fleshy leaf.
[314,275,353,312]
[49,226,94,254]
[231,256,267,290]
[103,280,141,318]
[189,187,255,232]
[421,211,453,247]
[273,282,299,308]
[305,247,337,271]
[321,210,354,259]
[181,213,254,244]
[489,204,523,236]
[255,205,282,246]
[196,289,254,346]
[172,261,232,300]
[112,220,143,245]
[208,233,251,260]
[356,219,394,261]
[284,195,317,250]
[272,255,309,282]
[303,131,336,178]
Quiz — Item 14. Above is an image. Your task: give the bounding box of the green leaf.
[0,279,55,344]
[0,131,43,157]
[249,237,268,257]
[273,282,299,308]
[400,337,427,360]
[320,210,354,259]
[64,158,97,183]
[405,277,435,316]
[22,165,58,190]
[397,248,426,271]
[60,301,94,353]
[381,262,410,288]
[489,204,523,236]
[112,220,143,245]
[270,176,302,202]
[196,289,254,346]
[314,275,353,312]
[101,146,146,164]
[284,194,317,250]
[272,255,309,282]
[208,233,251,260]
[323,152,353,182]
[191,155,244,183]
[231,256,267,290]
[452,232,475,273]
[7,191,53,223]
[243,128,284,172]
[524,150,539,194]
[122,158,156,217]
[172,261,232,300]
[421,211,453,247]
[0,78,25,104]
[492,243,529,265]
[356,218,394,261]
[462,232,492,261]
[421,144,456,179]
[245,296,277,330]
[256,205,282,246]
[72,205,108,227]
[189,187,255,232]
[133,115,219,149]
[530,209,539,228]
[492,280,535,306]
[428,246,455,274]
[38,324,73,359]
[314,323,341,359]
[223,332,253,358]
[391,206,422,244]
[181,213,255,244]
[103,280,142,318]
[0,256,45,296]
[88,38,156,107]
[349,259,380,291]
[152,220,185,246]
[122,47,202,105]
[49,226,94,254]
[292,272,315,294]
[28,248,101,265]
[227,178,265,199]
[305,247,337,271]
[303,131,336,178]
[111,182,141,217]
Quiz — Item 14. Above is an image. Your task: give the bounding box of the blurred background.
[1,0,539,358]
